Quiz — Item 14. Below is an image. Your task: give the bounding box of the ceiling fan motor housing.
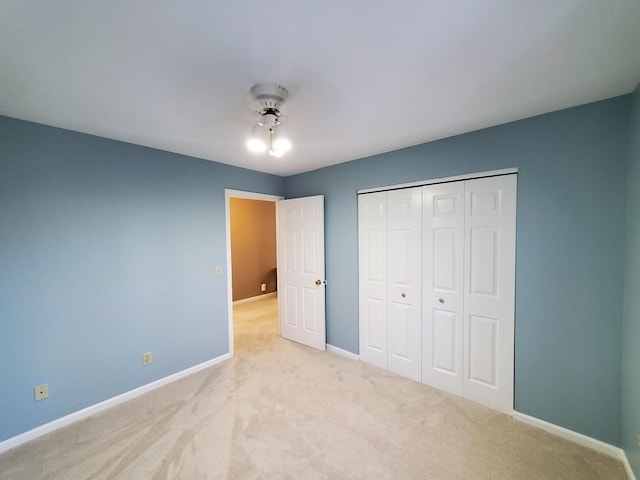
[250,83,289,116]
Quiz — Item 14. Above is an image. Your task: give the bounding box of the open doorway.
[225,190,283,355]
[229,197,277,301]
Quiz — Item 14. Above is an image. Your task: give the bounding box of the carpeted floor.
[0,294,628,479]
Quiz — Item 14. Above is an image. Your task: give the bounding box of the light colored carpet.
[0,295,627,479]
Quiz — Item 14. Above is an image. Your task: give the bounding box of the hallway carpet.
[0,295,627,479]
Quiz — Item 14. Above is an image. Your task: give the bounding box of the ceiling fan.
[246,83,292,157]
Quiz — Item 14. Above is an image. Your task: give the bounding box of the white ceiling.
[1,1,639,176]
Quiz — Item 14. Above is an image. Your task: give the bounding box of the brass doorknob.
[315,279,322,286]
[438,298,445,304]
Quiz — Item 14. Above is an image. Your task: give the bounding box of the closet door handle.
[438,298,445,304]
[401,293,406,298]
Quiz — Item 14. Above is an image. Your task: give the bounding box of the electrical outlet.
[215,266,222,275]
[34,384,48,401]
[143,352,152,365]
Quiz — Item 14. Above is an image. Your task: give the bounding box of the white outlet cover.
[34,384,48,401]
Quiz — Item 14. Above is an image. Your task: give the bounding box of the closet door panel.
[387,188,422,382]
[358,192,388,369]
[422,182,465,395]
[463,175,517,414]
[389,302,411,360]
[468,314,497,385]
[432,310,458,373]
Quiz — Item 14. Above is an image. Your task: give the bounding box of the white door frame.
[225,189,284,356]
[357,168,518,194]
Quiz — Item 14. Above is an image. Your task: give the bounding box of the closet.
[358,173,517,414]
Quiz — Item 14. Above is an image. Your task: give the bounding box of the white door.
[462,175,517,413]
[387,188,422,382]
[277,195,326,351]
[422,181,465,395]
[358,192,388,369]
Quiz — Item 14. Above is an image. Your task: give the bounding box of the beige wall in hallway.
[230,198,277,301]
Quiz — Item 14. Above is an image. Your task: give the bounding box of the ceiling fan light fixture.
[271,128,292,157]
[259,111,279,130]
[246,124,268,153]
[246,83,292,158]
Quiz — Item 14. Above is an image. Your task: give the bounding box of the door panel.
[284,229,297,272]
[469,228,499,296]
[463,175,516,413]
[284,285,298,327]
[359,192,388,369]
[387,188,422,382]
[366,298,386,352]
[303,230,317,273]
[389,302,411,360]
[389,230,411,284]
[433,229,458,291]
[277,196,326,350]
[468,314,497,386]
[303,287,318,332]
[367,231,386,281]
[432,309,457,373]
[422,182,465,395]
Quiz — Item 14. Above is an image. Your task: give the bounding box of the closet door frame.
[357,169,517,195]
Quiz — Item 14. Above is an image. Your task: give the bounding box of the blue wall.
[284,97,630,446]
[0,116,284,442]
[623,84,640,475]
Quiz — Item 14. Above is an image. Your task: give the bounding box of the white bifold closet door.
[359,187,422,382]
[422,175,517,413]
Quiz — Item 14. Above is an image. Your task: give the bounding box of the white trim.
[513,411,627,461]
[357,168,518,194]
[224,189,283,356]
[515,411,636,479]
[0,354,232,454]
[326,344,360,361]
[233,292,277,305]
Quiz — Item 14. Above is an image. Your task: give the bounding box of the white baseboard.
[0,353,232,455]
[232,292,277,305]
[513,411,635,479]
[326,344,359,361]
